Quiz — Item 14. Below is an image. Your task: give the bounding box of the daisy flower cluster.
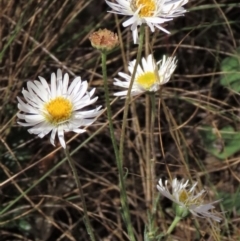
[16,0,223,238]
[105,0,185,96]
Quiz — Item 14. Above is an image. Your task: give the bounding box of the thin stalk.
[130,101,147,201]
[119,25,145,165]
[64,149,96,241]
[146,93,157,209]
[101,52,120,173]
[166,216,181,235]
[150,93,156,208]
[101,52,136,241]
[145,94,151,206]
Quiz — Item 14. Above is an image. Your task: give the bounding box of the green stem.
[101,52,136,241]
[64,149,96,241]
[119,24,145,166]
[101,52,120,173]
[166,216,181,236]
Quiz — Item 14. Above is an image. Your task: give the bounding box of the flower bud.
[89,29,119,53]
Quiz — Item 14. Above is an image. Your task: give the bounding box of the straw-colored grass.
[0,0,240,240]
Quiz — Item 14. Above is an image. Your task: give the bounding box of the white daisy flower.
[157,178,222,222]
[17,69,102,149]
[114,54,177,97]
[106,0,188,44]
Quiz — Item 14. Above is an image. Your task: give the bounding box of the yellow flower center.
[136,72,157,90]
[44,97,73,124]
[179,190,189,203]
[131,0,156,17]
[179,190,202,206]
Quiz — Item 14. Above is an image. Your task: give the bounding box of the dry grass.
[0,0,240,240]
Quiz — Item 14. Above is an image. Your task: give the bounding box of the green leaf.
[18,219,32,232]
[218,191,240,215]
[199,126,240,159]
[220,47,240,91]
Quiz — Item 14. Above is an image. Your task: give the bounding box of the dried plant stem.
[146,93,157,209]
[130,102,147,201]
[119,24,145,168]
[116,26,144,239]
[101,52,136,241]
[146,94,152,206]
[64,149,96,241]
[149,93,156,207]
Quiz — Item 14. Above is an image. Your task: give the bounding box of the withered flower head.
[89,29,119,52]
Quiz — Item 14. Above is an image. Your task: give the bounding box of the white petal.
[73,129,86,134]
[50,128,57,146]
[58,128,66,148]
[57,69,62,82]
[50,72,57,98]
[72,81,88,102]
[123,16,137,27]
[68,76,81,95]
[63,73,69,94]
[38,76,50,94]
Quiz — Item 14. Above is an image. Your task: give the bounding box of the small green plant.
[220,47,240,92]
[199,125,240,159]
